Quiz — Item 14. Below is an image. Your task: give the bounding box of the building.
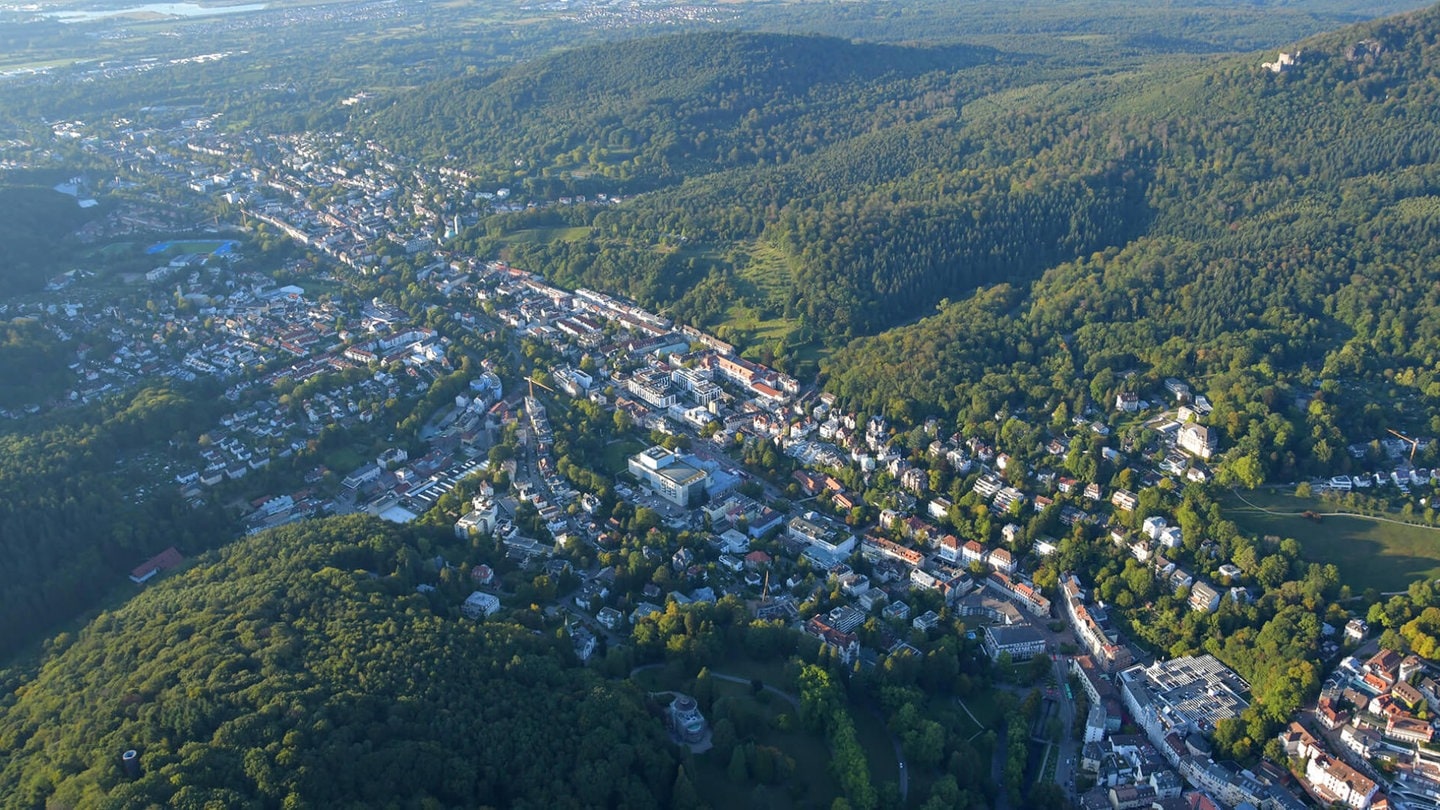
[129,546,185,584]
[625,367,676,409]
[461,591,501,618]
[628,446,709,507]
[596,606,625,630]
[1180,757,1267,809]
[1177,424,1218,460]
[1188,581,1221,613]
[805,616,860,664]
[986,572,1052,617]
[788,512,857,557]
[1061,573,1135,671]
[454,499,499,538]
[912,610,942,632]
[1118,655,1250,762]
[1385,714,1433,744]
[986,547,1016,574]
[1345,618,1368,643]
[983,625,1047,662]
[668,694,709,744]
[1112,489,1139,512]
[1305,753,1380,809]
[883,601,911,622]
[1072,656,1124,736]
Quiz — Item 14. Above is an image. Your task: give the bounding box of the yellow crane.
[1388,428,1421,462]
[524,375,555,398]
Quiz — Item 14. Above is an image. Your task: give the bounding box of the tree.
[728,747,749,783]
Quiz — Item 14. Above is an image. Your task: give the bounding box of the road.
[852,702,910,804]
[1050,655,1080,795]
[990,716,1011,810]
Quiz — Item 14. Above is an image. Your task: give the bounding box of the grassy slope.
[1222,490,1440,591]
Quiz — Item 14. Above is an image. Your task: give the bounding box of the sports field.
[146,239,239,256]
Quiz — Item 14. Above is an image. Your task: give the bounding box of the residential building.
[986,572,1052,617]
[454,499,499,538]
[1112,489,1139,512]
[1177,423,1218,460]
[461,591,501,618]
[1188,581,1221,613]
[912,610,942,632]
[805,616,860,664]
[1305,753,1380,809]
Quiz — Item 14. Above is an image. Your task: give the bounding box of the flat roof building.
[628,446,709,508]
[1119,654,1250,764]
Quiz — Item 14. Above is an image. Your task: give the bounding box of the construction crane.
[1388,429,1421,462]
[524,375,555,398]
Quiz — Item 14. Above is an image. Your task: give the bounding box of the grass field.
[716,240,831,368]
[601,439,646,475]
[1221,489,1440,592]
[496,226,592,245]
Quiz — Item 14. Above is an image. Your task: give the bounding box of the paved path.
[709,671,800,710]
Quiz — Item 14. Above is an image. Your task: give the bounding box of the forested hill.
[0,516,679,809]
[823,2,1440,484]
[369,5,1440,358]
[368,31,995,191]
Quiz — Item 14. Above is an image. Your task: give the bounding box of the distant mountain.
[0,516,679,808]
[366,31,996,191]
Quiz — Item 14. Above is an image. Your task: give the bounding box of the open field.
[1221,489,1440,592]
[601,438,646,475]
[496,226,592,246]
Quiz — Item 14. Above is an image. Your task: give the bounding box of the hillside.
[0,173,101,299]
[367,32,996,193]
[387,6,1440,482]
[822,3,1440,484]
[0,516,679,809]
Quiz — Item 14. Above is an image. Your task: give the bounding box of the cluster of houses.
[1284,645,1440,809]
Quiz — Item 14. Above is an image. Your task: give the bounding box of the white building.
[461,591,501,618]
[1177,423,1218,460]
[628,446,709,507]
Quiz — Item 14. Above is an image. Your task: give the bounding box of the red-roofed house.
[961,540,985,566]
[130,546,184,584]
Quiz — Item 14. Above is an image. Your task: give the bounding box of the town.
[10,92,1440,810]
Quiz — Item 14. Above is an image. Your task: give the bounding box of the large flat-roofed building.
[628,446,709,507]
[1119,654,1250,764]
[983,624,1047,661]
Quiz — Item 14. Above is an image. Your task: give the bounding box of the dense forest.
[0,515,681,809]
[0,385,235,662]
[823,4,1440,481]
[0,175,98,299]
[0,318,73,408]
